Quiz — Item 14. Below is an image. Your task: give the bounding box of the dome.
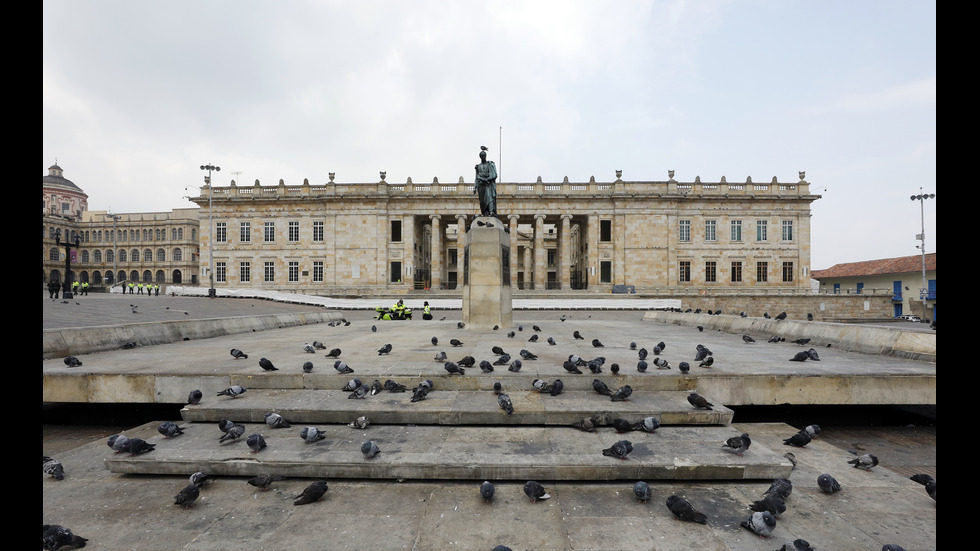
[43,163,84,192]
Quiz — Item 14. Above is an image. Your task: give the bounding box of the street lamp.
[201,164,220,298]
[55,230,81,299]
[910,188,935,318]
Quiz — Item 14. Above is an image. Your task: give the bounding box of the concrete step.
[103,421,793,481]
[179,389,735,426]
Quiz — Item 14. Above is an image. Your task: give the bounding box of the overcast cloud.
[42,0,936,270]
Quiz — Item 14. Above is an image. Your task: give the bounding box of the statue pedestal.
[461,216,513,330]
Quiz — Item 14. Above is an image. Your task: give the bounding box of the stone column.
[587,214,599,287]
[430,214,441,290]
[560,214,571,289]
[534,214,546,290]
[456,215,467,249]
[523,246,532,290]
[508,214,520,288]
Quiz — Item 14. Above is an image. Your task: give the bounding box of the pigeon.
[563,361,583,374]
[592,338,604,348]
[43,456,65,480]
[218,424,245,443]
[302,361,314,373]
[246,433,267,453]
[910,474,936,501]
[847,453,879,470]
[107,434,129,453]
[348,384,369,399]
[653,357,671,370]
[765,478,794,500]
[547,337,556,346]
[806,348,821,361]
[189,471,212,488]
[629,341,637,350]
[434,351,448,362]
[723,433,751,456]
[764,312,771,319]
[817,473,842,494]
[444,362,466,376]
[186,389,203,405]
[361,440,381,459]
[457,322,465,329]
[743,335,756,343]
[377,344,392,355]
[549,379,564,396]
[694,344,712,361]
[593,379,614,396]
[333,361,354,374]
[789,351,810,362]
[303,343,316,354]
[610,363,620,374]
[411,381,431,403]
[882,546,908,551]
[124,437,156,455]
[493,353,512,365]
[497,393,514,415]
[784,452,798,469]
[638,348,648,360]
[492,382,503,395]
[656,341,666,352]
[775,539,815,551]
[371,325,377,332]
[457,355,476,367]
[804,424,821,438]
[480,480,495,501]
[300,426,326,444]
[218,418,236,433]
[572,415,602,432]
[63,356,82,367]
[43,524,89,551]
[687,393,713,409]
[312,340,326,350]
[573,330,584,340]
[157,421,184,438]
[523,480,550,502]
[602,439,634,460]
[259,358,278,371]
[749,494,786,518]
[491,345,505,355]
[633,480,652,502]
[587,357,605,373]
[636,360,648,372]
[349,416,370,429]
[230,348,248,359]
[326,348,342,358]
[342,378,363,392]
[699,356,715,368]
[384,380,407,393]
[783,431,811,447]
[775,311,787,321]
[532,378,551,393]
[633,417,661,433]
[479,360,494,373]
[678,361,690,374]
[507,331,516,338]
[768,335,784,343]
[519,349,537,360]
[432,337,439,346]
[807,313,814,321]
[527,334,539,342]
[217,385,246,398]
[697,325,704,331]
[506,360,522,373]
[248,474,286,491]
[450,338,464,347]
[741,510,777,539]
[665,495,708,524]
[791,338,811,346]
[612,418,634,433]
[370,379,383,395]
[293,480,329,505]
[532,325,542,332]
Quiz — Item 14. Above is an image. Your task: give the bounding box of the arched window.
[130,270,139,282]
[177,227,183,240]
[94,250,102,263]
[172,269,182,283]
[106,249,114,263]
[155,270,165,283]
[157,248,166,262]
[173,248,182,261]
[144,249,152,262]
[119,249,127,262]
[131,249,139,262]
[93,271,102,284]
[142,270,152,282]
[81,250,90,263]
[49,247,59,261]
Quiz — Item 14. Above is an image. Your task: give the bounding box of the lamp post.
[200,164,220,298]
[55,231,81,299]
[910,188,935,319]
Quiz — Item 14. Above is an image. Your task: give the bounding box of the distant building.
[812,253,936,320]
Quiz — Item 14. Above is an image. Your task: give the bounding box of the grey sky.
[42,1,936,270]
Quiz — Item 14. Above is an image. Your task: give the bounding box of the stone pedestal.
[461,216,513,330]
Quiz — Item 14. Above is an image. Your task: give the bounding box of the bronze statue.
[474,146,497,217]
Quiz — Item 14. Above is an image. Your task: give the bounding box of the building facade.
[187,170,820,296]
[42,164,202,291]
[812,253,937,320]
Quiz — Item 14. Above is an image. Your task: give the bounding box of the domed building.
[43,163,88,221]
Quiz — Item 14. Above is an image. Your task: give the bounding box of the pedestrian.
[82,281,89,295]
[423,301,432,320]
[137,283,144,295]
[128,282,134,294]
[154,284,160,296]
[48,280,58,299]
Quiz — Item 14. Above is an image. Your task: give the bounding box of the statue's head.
[479,150,487,161]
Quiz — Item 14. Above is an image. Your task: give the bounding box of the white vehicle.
[898,315,921,322]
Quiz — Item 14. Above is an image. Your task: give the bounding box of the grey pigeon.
[610,363,620,374]
[457,355,476,367]
[248,473,286,491]
[882,546,908,551]
[230,348,248,359]
[493,353,511,365]
[411,380,432,403]
[312,340,326,350]
[699,356,714,368]
[189,471,211,488]
[458,321,465,329]
[333,361,354,374]
[107,434,129,453]
[157,421,184,438]
[532,325,541,332]
[572,415,602,432]
[847,453,879,470]
[665,495,707,524]
[123,437,156,455]
[303,343,316,354]
[507,331,515,338]
[629,341,637,350]
[653,357,671,370]
[722,433,751,456]
[174,484,201,509]
[508,359,522,372]
[783,431,811,447]
[432,336,439,346]
[612,418,634,433]
[361,440,380,459]
[610,385,633,401]
[246,433,267,453]
[633,480,652,502]
[491,345,505,355]
[804,424,821,438]
[765,478,793,500]
[636,360,648,372]
[342,378,363,392]
[817,473,842,494]
[547,337,556,345]
[652,345,662,355]
[187,389,203,405]
[444,362,466,375]
[687,393,713,409]
[638,348,648,360]
[523,480,550,502]
[43,524,88,551]
[743,335,755,343]
[775,539,815,551]
[775,311,787,320]
[519,349,537,360]
[63,356,82,367]
[602,439,633,460]
[218,418,236,433]
[372,325,377,332]
[384,379,407,392]
[768,335,784,343]
[326,348,342,358]
[450,338,463,347]
[592,379,614,396]
[527,334,538,342]
[791,338,811,345]
[480,480,495,501]
[479,360,494,373]
[492,382,503,395]
[573,330,584,340]
[678,361,690,374]
[784,452,798,469]
[302,361,314,373]
[293,480,329,505]
[434,351,448,362]
[219,424,245,444]
[549,379,564,396]
[217,385,246,398]
[740,510,776,539]
[592,338,604,347]
[633,416,660,433]
[300,426,326,444]
[532,378,551,393]
[806,348,821,361]
[910,474,936,501]
[498,393,514,415]
[259,357,278,371]
[749,494,786,518]
[43,456,65,481]
[370,379,383,395]
[563,360,583,374]
[789,351,810,362]
[349,416,370,429]
[348,384,369,399]
[377,343,392,355]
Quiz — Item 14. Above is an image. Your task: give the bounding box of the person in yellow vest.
[128,282,134,294]
[72,281,79,294]
[81,281,89,295]
[423,301,432,320]
[154,284,160,296]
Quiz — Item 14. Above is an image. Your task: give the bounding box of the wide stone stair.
[104,373,795,482]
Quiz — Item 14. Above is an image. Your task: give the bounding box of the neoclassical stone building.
[187,169,820,296]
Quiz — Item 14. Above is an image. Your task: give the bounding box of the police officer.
[423,301,432,320]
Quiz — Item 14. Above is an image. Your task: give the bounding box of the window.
[144,249,152,262]
[288,261,299,282]
[264,221,275,242]
[705,220,716,242]
[600,220,612,242]
[173,249,182,261]
[679,220,691,242]
[61,202,70,214]
[705,261,716,282]
[240,262,251,283]
[449,249,458,267]
[132,249,140,262]
[106,250,114,263]
[600,261,612,283]
[731,261,742,282]
[264,261,275,282]
[390,261,402,283]
[391,220,402,242]
[679,261,691,282]
[81,250,89,262]
[215,262,226,283]
[757,262,768,282]
[288,221,300,242]
[313,221,324,242]
[782,262,794,282]
[240,222,251,243]
[730,220,742,242]
[756,220,767,241]
[312,261,323,282]
[157,249,166,262]
[94,250,102,263]
[782,220,794,241]
[547,249,556,267]
[119,249,127,262]
[216,222,227,243]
